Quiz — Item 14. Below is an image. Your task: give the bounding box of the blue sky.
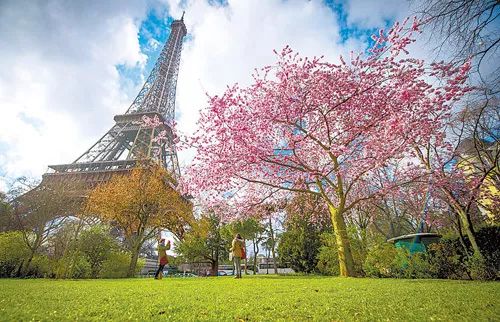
[0,0,418,191]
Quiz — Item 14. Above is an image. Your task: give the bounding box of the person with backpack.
[230,234,245,279]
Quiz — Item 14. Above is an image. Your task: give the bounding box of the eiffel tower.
[43,14,187,187]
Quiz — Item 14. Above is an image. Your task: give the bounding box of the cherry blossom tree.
[185,18,472,277]
[413,98,499,258]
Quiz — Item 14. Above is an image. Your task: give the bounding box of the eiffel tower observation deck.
[43,14,187,187]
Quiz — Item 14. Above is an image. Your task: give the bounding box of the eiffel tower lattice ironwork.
[43,15,187,186]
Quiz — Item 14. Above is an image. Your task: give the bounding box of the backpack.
[241,244,246,259]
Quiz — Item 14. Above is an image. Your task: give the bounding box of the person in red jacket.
[155,238,170,279]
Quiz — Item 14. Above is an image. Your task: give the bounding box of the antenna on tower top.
[181,11,185,21]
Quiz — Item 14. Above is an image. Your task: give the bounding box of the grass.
[0,276,498,321]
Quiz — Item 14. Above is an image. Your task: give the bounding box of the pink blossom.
[184,18,472,221]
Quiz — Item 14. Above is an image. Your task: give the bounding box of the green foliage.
[467,252,491,280]
[363,243,433,279]
[41,224,123,279]
[278,192,331,273]
[28,255,50,278]
[363,243,401,278]
[427,225,499,280]
[100,252,133,278]
[77,226,118,278]
[278,221,322,273]
[51,252,92,279]
[0,231,30,277]
[0,192,14,232]
[278,211,332,273]
[229,218,263,241]
[316,232,339,275]
[400,252,433,279]
[176,214,231,270]
[427,237,470,279]
[316,227,368,276]
[474,225,500,279]
[0,277,498,321]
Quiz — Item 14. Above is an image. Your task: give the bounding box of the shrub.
[316,233,339,276]
[467,252,491,280]
[474,225,500,280]
[401,252,433,279]
[0,232,30,277]
[363,242,433,279]
[427,226,499,280]
[363,243,401,278]
[100,252,132,278]
[52,252,92,279]
[278,223,323,273]
[427,238,470,279]
[277,203,331,274]
[28,255,50,278]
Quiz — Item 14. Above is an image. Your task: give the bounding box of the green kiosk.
[387,233,441,254]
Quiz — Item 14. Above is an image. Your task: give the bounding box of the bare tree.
[415,0,500,90]
[0,191,14,232]
[10,179,83,276]
[452,98,500,222]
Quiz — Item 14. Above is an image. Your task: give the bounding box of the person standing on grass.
[230,234,245,279]
[155,238,170,280]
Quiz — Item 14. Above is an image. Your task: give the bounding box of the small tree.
[230,218,265,274]
[176,213,232,276]
[264,215,280,274]
[77,226,118,278]
[86,164,192,277]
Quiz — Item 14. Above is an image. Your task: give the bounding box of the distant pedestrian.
[230,234,245,279]
[155,238,171,280]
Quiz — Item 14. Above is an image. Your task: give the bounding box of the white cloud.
[344,0,410,29]
[0,0,150,182]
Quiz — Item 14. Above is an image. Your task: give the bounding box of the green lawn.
[0,276,498,321]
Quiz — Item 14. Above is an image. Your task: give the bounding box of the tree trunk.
[266,248,270,274]
[455,212,471,259]
[328,204,356,277]
[243,240,248,275]
[22,233,42,277]
[441,187,483,258]
[21,249,36,277]
[456,208,482,257]
[68,218,86,278]
[253,238,259,275]
[127,246,140,277]
[268,217,278,275]
[211,260,218,277]
[20,231,42,277]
